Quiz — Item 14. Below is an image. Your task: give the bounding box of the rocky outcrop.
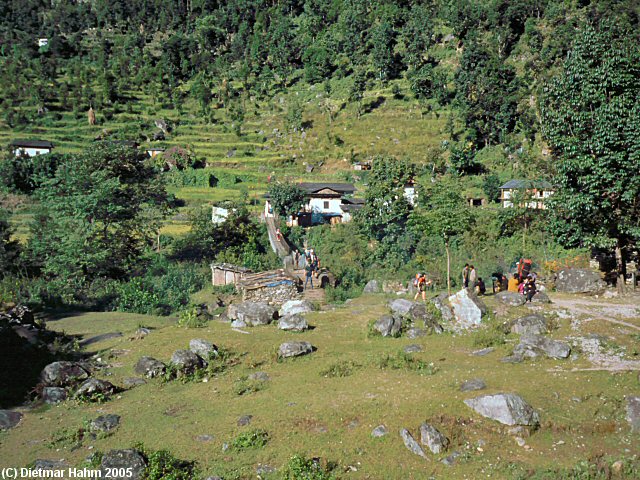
[41,361,90,387]
[75,379,116,399]
[229,302,278,327]
[42,387,67,404]
[278,341,314,359]
[0,410,23,430]
[495,291,526,307]
[463,393,539,426]
[419,423,449,454]
[514,334,571,359]
[448,289,487,329]
[189,339,218,359]
[555,269,605,294]
[400,429,427,458]
[91,414,121,433]
[170,350,207,375]
[460,378,487,392]
[373,314,402,337]
[134,357,166,378]
[510,314,548,335]
[279,300,314,316]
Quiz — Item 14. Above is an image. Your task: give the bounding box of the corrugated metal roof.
[298,182,356,194]
[499,179,553,189]
[10,140,54,148]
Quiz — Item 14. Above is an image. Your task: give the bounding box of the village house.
[264,182,361,226]
[352,161,371,171]
[500,180,555,209]
[404,179,418,206]
[38,38,48,47]
[146,147,165,158]
[210,263,251,287]
[10,140,54,157]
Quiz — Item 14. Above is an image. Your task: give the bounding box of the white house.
[11,140,54,157]
[38,38,48,47]
[500,180,554,209]
[211,206,230,224]
[264,182,359,226]
[404,180,418,206]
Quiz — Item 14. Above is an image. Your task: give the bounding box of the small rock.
[189,339,218,359]
[420,423,449,454]
[91,414,121,433]
[363,280,380,293]
[626,396,640,432]
[441,451,461,466]
[400,428,427,458]
[373,314,402,337]
[33,459,68,470]
[256,464,276,475]
[500,354,524,364]
[463,393,540,426]
[278,341,314,358]
[495,291,526,307]
[371,425,388,437]
[100,449,146,480]
[170,349,207,375]
[75,378,116,399]
[237,415,253,426]
[42,387,67,404]
[248,372,270,382]
[460,378,487,392]
[0,410,23,430]
[196,434,213,442]
[134,357,166,378]
[515,437,526,447]
[472,347,495,356]
[404,344,423,353]
[278,314,309,331]
[123,378,146,388]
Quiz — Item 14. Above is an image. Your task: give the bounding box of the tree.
[411,182,473,295]
[370,19,396,81]
[286,98,303,133]
[349,69,367,119]
[267,182,306,218]
[482,173,502,203]
[0,207,20,277]
[540,23,640,293]
[27,144,170,283]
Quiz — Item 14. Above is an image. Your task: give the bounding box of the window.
[323,201,330,210]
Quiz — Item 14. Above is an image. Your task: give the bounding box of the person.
[413,273,431,302]
[468,265,477,289]
[294,250,300,269]
[508,273,520,292]
[476,277,486,296]
[304,261,314,290]
[501,274,509,292]
[462,264,470,288]
[518,280,525,294]
[276,228,281,241]
[523,274,536,302]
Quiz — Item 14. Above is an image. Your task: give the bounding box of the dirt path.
[551,296,640,332]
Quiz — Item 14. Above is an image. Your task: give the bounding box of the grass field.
[1,292,638,478]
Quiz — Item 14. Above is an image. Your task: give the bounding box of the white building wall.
[14,147,51,157]
[307,197,343,214]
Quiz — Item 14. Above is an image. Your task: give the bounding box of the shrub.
[376,352,439,375]
[320,360,359,378]
[133,443,198,480]
[231,429,269,451]
[115,278,161,315]
[233,376,266,396]
[281,455,338,480]
[177,306,208,328]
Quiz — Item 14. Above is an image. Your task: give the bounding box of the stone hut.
[236,269,301,303]
[210,263,251,287]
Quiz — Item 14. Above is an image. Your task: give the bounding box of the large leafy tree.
[267,182,306,218]
[27,144,170,282]
[540,23,640,291]
[411,181,473,295]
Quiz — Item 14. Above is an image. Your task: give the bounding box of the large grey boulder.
[363,280,380,293]
[373,314,402,337]
[134,356,166,378]
[531,292,551,304]
[41,361,90,386]
[278,313,309,331]
[400,429,427,458]
[42,387,67,404]
[448,289,487,329]
[626,396,640,432]
[278,341,314,359]
[464,393,540,426]
[171,350,207,375]
[495,291,526,307]
[432,294,455,322]
[510,314,548,335]
[189,339,218,359]
[0,410,23,430]
[229,302,278,327]
[91,414,121,433]
[388,299,414,316]
[74,379,116,399]
[100,449,147,480]
[420,423,449,454]
[279,299,314,316]
[389,299,442,332]
[555,269,605,294]
[514,334,571,359]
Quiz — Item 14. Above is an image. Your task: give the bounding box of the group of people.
[507,272,537,302]
[296,248,320,290]
[462,264,486,296]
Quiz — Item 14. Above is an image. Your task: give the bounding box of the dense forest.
[1,0,639,311]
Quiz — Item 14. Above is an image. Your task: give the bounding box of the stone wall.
[241,283,301,305]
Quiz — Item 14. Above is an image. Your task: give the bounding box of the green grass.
[1,295,638,478]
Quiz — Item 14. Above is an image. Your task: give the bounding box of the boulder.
[75,379,116,399]
[419,423,449,454]
[2,304,35,325]
[460,378,487,392]
[510,314,548,336]
[91,414,121,433]
[278,341,314,359]
[431,294,455,322]
[463,393,540,426]
[531,292,551,304]
[400,429,427,458]
[448,289,487,328]
[189,339,218,359]
[229,302,278,327]
[388,299,414,316]
[495,291,526,307]
[371,425,388,437]
[279,300,314,316]
[134,356,166,378]
[555,269,606,294]
[42,387,67,404]
[363,280,380,293]
[626,396,640,432]
[373,314,402,337]
[100,449,147,480]
[41,361,90,386]
[171,350,207,375]
[514,334,571,359]
[0,410,23,430]
[404,344,423,353]
[278,314,309,331]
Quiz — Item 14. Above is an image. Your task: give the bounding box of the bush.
[115,278,161,315]
[231,429,269,451]
[376,352,439,375]
[164,169,216,188]
[281,455,338,480]
[233,376,266,396]
[320,360,359,378]
[133,443,198,480]
[177,306,208,328]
